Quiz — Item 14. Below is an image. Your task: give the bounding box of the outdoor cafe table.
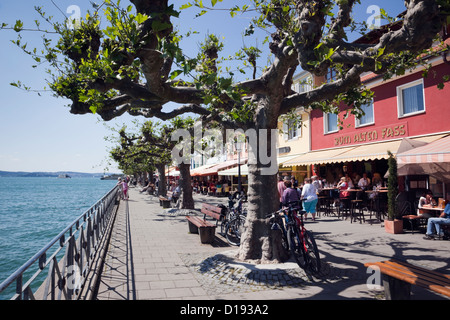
[365,189,388,222]
[419,205,445,217]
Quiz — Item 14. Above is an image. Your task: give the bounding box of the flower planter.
[384,219,403,234]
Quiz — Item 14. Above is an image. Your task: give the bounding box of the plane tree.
[110,118,197,209]
[3,0,449,262]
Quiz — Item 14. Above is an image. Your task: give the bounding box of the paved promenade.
[95,187,449,300]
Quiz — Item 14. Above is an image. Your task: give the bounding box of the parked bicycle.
[220,191,247,246]
[268,200,321,273]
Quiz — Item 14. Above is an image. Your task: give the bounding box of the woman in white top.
[301,178,318,221]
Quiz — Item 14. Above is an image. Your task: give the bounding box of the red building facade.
[310,60,450,151]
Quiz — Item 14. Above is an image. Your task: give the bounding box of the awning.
[218,164,249,176]
[190,163,217,176]
[168,170,180,177]
[201,159,239,176]
[282,146,356,167]
[396,134,450,182]
[282,134,446,167]
[277,154,303,166]
[165,167,179,177]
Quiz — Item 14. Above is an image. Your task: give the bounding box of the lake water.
[0,177,117,299]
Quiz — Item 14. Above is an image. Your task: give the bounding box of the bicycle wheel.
[287,227,307,269]
[225,215,246,246]
[303,230,321,273]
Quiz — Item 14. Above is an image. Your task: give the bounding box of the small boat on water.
[58,174,71,178]
[100,174,122,180]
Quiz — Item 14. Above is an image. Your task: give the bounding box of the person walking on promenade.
[301,177,318,221]
[117,177,129,200]
[423,200,450,240]
[278,176,287,208]
[281,179,300,205]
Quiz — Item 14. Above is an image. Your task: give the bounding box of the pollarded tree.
[3,0,449,262]
[109,123,171,195]
[110,118,197,209]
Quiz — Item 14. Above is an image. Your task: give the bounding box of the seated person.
[337,177,349,198]
[418,191,435,218]
[139,180,151,193]
[423,200,450,240]
[357,173,371,190]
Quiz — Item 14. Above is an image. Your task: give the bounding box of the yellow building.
[277,71,312,182]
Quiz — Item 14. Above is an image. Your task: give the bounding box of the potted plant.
[385,151,403,234]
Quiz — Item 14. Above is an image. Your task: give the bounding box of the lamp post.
[235,141,243,194]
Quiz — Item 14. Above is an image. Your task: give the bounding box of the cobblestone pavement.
[95,187,450,300]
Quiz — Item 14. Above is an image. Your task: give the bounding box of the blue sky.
[0,1,406,173]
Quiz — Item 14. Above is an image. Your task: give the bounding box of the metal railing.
[0,185,120,300]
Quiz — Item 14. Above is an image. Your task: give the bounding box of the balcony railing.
[0,185,120,300]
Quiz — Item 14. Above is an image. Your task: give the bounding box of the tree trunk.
[178,163,194,209]
[237,123,289,263]
[157,164,167,197]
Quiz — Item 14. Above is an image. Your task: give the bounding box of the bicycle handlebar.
[266,206,307,219]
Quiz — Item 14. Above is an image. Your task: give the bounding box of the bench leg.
[162,200,171,208]
[199,227,215,244]
[382,275,411,300]
[187,220,199,234]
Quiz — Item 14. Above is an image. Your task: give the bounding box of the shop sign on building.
[334,122,408,147]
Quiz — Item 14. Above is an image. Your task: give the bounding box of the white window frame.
[397,79,426,118]
[324,112,338,134]
[283,118,302,141]
[355,101,375,128]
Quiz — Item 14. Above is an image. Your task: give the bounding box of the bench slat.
[365,260,450,297]
[385,260,450,284]
[186,216,216,229]
[366,260,450,285]
[201,203,223,221]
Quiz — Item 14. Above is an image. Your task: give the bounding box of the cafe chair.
[350,199,365,224]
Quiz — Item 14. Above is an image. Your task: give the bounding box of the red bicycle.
[268,200,321,273]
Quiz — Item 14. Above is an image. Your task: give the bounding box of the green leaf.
[89,106,98,114]
[375,61,382,71]
[135,13,148,24]
[13,20,23,32]
[180,3,193,10]
[170,69,183,80]
[377,47,385,58]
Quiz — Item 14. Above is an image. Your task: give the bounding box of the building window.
[324,112,338,134]
[298,75,313,93]
[283,118,301,140]
[356,102,374,127]
[288,119,301,140]
[397,79,425,117]
[292,74,313,96]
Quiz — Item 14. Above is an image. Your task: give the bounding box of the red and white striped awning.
[396,134,450,182]
[396,135,450,165]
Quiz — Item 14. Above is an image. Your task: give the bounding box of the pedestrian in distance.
[301,177,318,221]
[117,177,129,200]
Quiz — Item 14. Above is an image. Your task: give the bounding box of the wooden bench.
[365,260,450,299]
[159,191,179,208]
[186,203,224,244]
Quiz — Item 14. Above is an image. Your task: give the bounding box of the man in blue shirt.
[424,201,450,240]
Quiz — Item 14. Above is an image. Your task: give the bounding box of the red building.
[310,61,450,151]
[284,51,450,201]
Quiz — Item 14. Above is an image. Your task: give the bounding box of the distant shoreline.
[0,171,121,178]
